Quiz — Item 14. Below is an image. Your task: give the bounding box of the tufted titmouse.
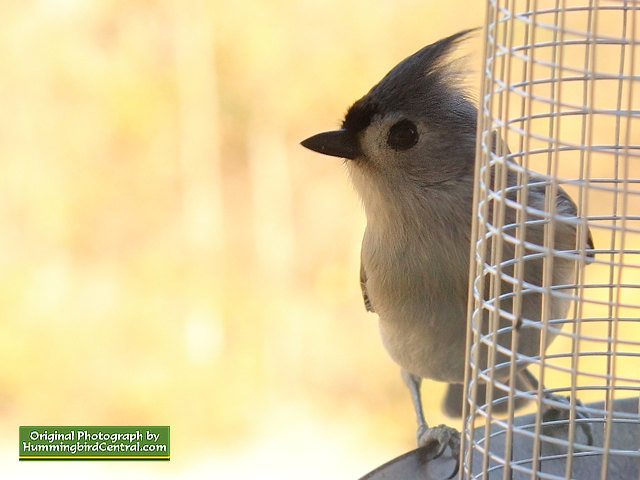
[301,30,594,474]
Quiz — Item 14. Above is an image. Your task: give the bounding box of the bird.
[301,29,594,476]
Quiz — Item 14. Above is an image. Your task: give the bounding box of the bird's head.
[302,29,479,203]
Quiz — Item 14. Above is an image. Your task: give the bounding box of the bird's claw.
[417,424,460,478]
[542,394,594,446]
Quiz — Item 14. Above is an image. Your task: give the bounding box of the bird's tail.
[442,372,532,418]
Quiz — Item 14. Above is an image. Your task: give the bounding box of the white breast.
[362,217,471,383]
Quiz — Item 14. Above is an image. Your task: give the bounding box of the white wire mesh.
[463,1,640,479]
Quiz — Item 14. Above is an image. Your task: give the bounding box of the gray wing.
[490,130,595,259]
[360,259,375,313]
[554,186,595,257]
[524,180,596,260]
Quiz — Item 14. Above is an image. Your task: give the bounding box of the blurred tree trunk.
[247,115,295,287]
[173,1,225,366]
[173,0,224,260]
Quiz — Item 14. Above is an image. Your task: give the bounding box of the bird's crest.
[342,29,478,135]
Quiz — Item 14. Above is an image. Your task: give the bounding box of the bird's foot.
[542,393,594,446]
[417,424,460,479]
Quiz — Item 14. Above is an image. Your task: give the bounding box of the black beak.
[300,129,361,160]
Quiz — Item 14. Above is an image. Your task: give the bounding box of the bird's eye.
[387,119,419,151]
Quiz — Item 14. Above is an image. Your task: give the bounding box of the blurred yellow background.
[4,1,639,479]
[1,1,484,478]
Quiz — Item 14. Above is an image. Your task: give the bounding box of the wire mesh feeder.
[461,1,640,479]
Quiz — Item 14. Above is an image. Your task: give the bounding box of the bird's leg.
[401,369,460,478]
[401,369,428,434]
[521,368,593,445]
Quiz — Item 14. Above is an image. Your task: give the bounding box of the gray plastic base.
[360,397,639,480]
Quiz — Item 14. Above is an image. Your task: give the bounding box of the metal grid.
[462,1,640,479]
